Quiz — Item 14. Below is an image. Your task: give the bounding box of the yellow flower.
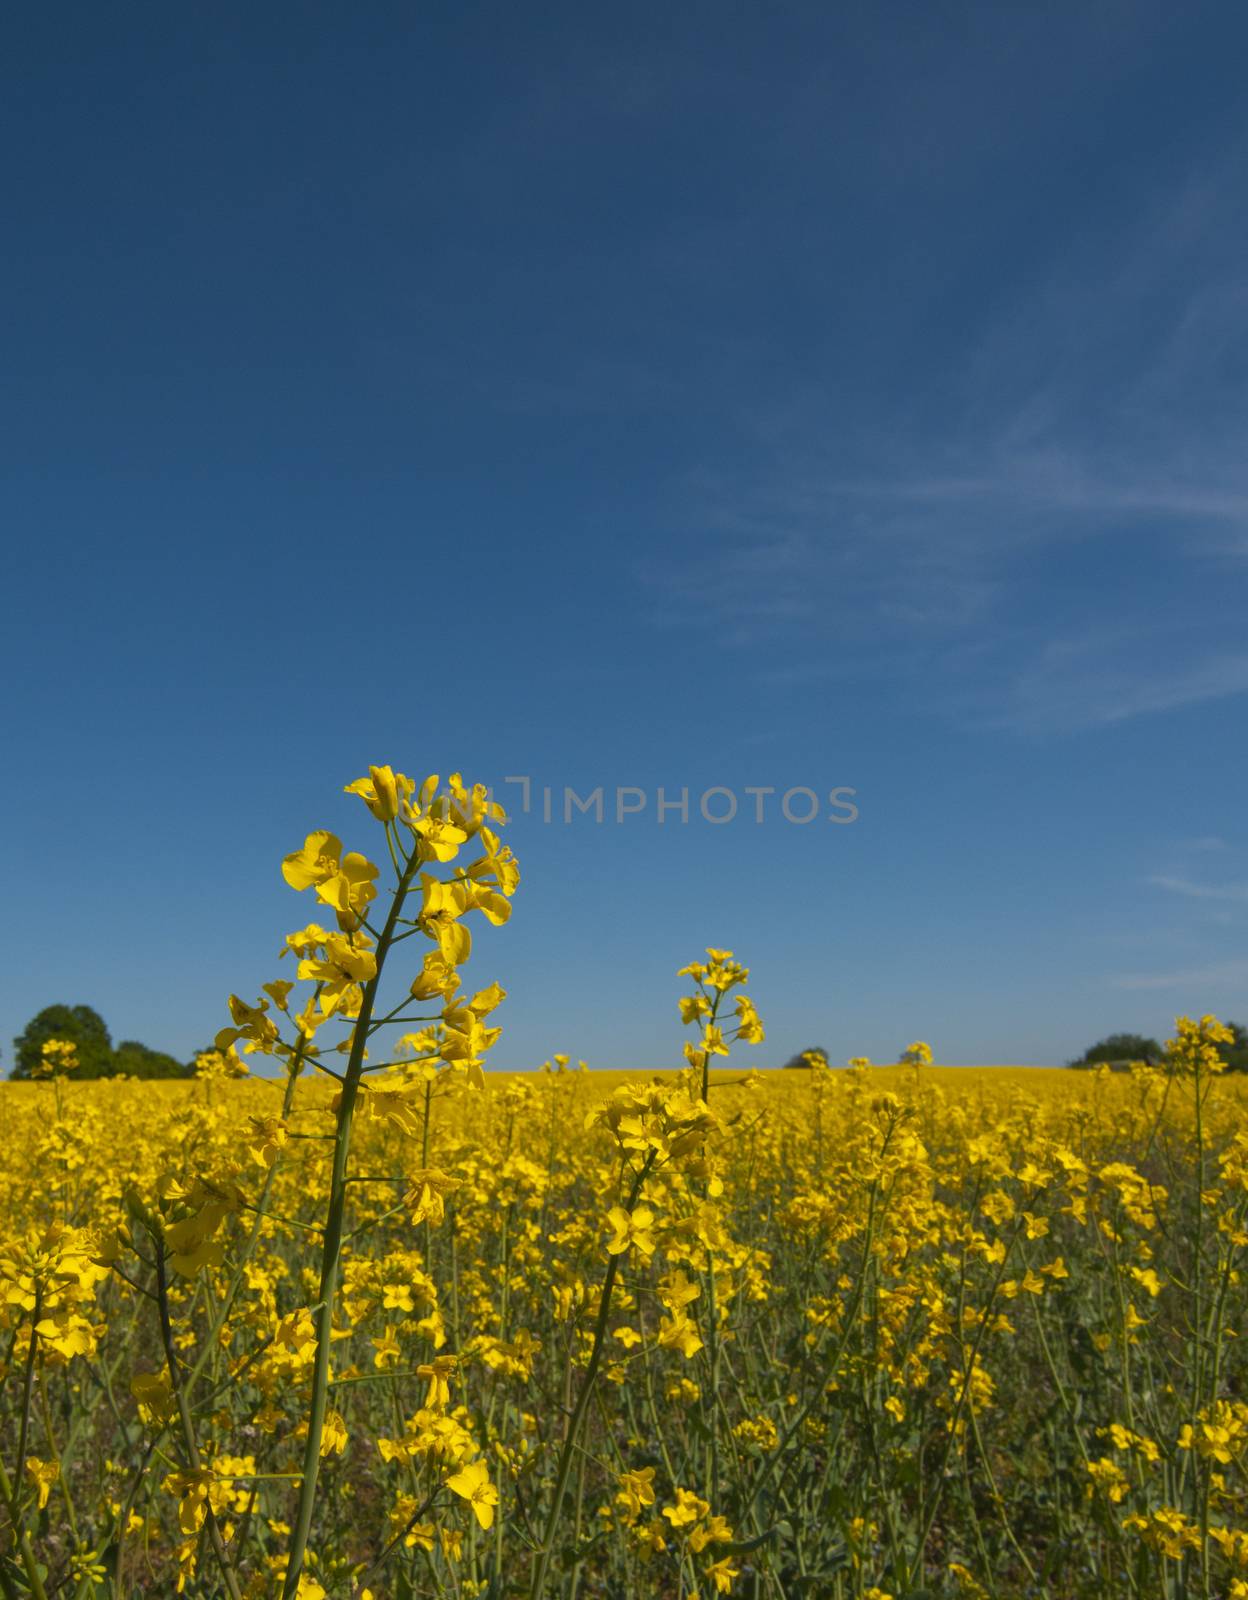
[615,1466,656,1520]
[702,1025,730,1058]
[381,1282,415,1313]
[605,1205,658,1259]
[412,813,469,864]
[1085,1457,1130,1503]
[706,1556,741,1592]
[418,874,475,964]
[445,1458,498,1529]
[130,1371,175,1425]
[35,1039,78,1079]
[345,764,413,823]
[297,931,378,1017]
[417,1355,458,1409]
[662,1488,710,1528]
[214,992,280,1055]
[24,1456,59,1510]
[1166,1014,1234,1076]
[733,1415,780,1451]
[466,826,520,894]
[658,1270,701,1312]
[281,830,343,891]
[193,1045,249,1079]
[734,994,765,1044]
[314,851,380,931]
[244,1115,287,1168]
[410,951,461,1000]
[657,1312,704,1359]
[406,1169,460,1227]
[372,1326,402,1369]
[320,1410,348,1456]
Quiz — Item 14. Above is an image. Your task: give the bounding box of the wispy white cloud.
[1148,875,1248,904]
[644,139,1248,733]
[814,466,1248,525]
[638,531,822,644]
[990,645,1248,734]
[1112,958,1248,992]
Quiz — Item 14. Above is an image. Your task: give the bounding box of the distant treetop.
[782,1046,830,1070]
[1069,1024,1247,1073]
[10,1004,191,1079]
[1068,1032,1164,1069]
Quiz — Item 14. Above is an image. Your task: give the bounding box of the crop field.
[3,769,1247,1600]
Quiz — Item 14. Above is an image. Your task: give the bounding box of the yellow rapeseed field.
[3,767,1246,1599]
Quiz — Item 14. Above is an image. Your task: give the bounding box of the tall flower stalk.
[269,768,518,1596]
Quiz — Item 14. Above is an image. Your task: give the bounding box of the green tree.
[782,1045,830,1069]
[11,1003,112,1079]
[1069,1031,1163,1069]
[10,1005,193,1079]
[110,1039,192,1079]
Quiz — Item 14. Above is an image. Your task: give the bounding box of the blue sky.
[4,1,1248,1073]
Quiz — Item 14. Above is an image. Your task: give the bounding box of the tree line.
[7,1004,194,1079]
[780,1027,1248,1071]
[9,1008,1248,1079]
[1066,1027,1248,1070]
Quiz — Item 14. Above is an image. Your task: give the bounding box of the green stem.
[155,1247,243,1600]
[14,1290,41,1510]
[528,1152,656,1600]
[281,856,420,1599]
[0,1454,49,1600]
[907,1218,1021,1588]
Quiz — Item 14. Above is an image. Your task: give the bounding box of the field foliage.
[2,766,1246,1600]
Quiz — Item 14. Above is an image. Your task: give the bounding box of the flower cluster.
[1,766,1245,1600]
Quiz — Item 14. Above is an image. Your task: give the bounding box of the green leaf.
[721,1524,782,1555]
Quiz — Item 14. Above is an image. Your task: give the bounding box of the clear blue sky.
[4,1,1248,1073]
